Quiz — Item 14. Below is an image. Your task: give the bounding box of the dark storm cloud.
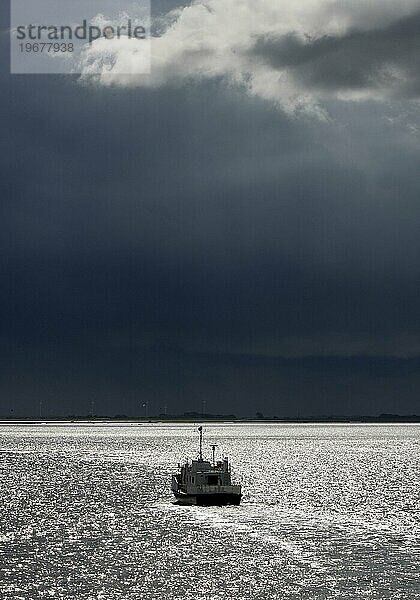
[1,3,420,416]
[252,10,420,97]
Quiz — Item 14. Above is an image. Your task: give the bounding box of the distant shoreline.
[0,414,419,424]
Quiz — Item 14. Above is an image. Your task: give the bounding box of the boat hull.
[173,491,241,506]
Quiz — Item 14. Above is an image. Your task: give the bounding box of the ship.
[171,426,242,506]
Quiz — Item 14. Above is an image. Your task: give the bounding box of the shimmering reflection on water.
[0,423,418,599]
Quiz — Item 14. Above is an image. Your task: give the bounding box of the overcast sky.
[1,1,420,417]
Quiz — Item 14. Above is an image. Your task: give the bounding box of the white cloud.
[78,37,151,77]
[80,0,420,115]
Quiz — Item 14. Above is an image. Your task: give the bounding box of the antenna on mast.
[211,444,217,466]
[198,426,203,460]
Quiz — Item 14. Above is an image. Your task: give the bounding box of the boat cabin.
[177,457,232,487]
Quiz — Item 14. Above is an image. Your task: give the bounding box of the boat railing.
[179,483,241,494]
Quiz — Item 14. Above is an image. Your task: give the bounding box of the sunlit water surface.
[0,423,419,599]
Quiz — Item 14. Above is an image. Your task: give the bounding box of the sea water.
[0,423,418,599]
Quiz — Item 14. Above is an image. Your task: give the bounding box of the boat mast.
[211,444,217,465]
[198,426,203,460]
